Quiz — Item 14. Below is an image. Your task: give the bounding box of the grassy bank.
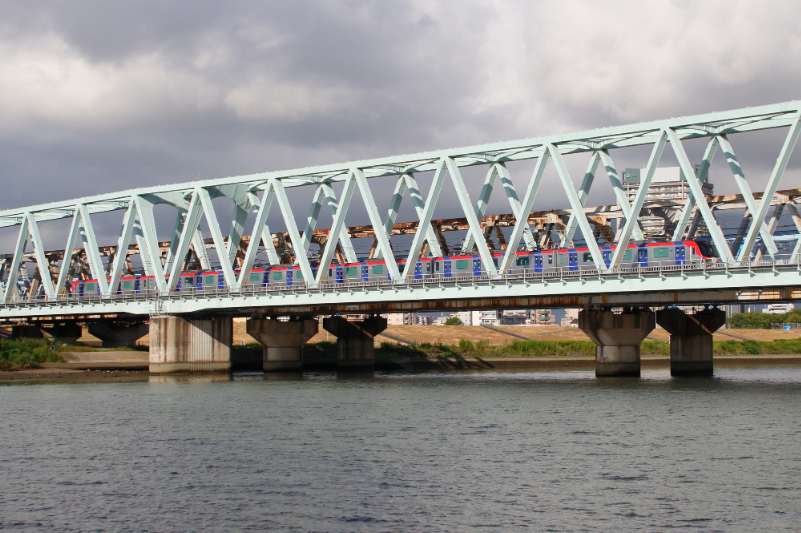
[294,338,801,359]
[0,339,64,369]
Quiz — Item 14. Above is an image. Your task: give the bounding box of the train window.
[516,257,530,266]
[347,267,358,276]
[435,262,440,271]
[623,250,632,260]
[205,275,216,285]
[272,272,283,280]
[296,271,303,280]
[122,280,134,289]
[654,247,669,258]
[558,254,564,265]
[426,263,431,272]
[535,256,543,266]
[473,259,481,269]
[456,260,469,269]
[250,272,260,282]
[372,265,384,274]
[329,269,333,276]
[86,282,96,291]
[548,254,553,264]
[583,252,593,262]
[570,253,577,263]
[676,247,685,258]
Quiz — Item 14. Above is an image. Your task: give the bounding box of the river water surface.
[1,367,800,532]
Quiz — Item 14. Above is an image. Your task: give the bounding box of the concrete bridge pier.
[148,315,232,373]
[657,308,726,377]
[246,318,318,372]
[88,320,148,348]
[323,316,387,371]
[11,321,82,344]
[579,308,655,377]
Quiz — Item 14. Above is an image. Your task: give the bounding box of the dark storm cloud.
[0,0,800,233]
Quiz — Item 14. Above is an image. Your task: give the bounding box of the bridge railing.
[2,256,799,310]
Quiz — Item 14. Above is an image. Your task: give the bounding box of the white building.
[561,308,579,327]
[386,312,415,325]
[763,303,795,315]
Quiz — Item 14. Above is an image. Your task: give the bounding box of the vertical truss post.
[55,209,81,295]
[25,212,55,298]
[3,215,29,302]
[353,168,401,279]
[237,185,278,288]
[666,128,734,263]
[77,205,109,296]
[736,112,801,262]
[610,132,667,268]
[716,134,779,258]
[107,200,137,297]
[445,158,497,276]
[549,144,607,270]
[315,172,357,283]
[672,137,718,241]
[403,160,447,278]
[499,149,550,272]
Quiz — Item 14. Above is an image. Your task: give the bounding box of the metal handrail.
[3,256,800,309]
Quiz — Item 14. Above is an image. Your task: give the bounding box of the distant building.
[561,308,579,327]
[623,166,712,239]
[386,312,415,325]
[763,303,795,315]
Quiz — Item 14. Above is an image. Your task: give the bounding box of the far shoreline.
[1,354,800,384]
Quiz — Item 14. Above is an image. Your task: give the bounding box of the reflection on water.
[1,366,800,532]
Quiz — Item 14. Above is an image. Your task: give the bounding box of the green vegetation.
[444,316,464,326]
[0,339,64,369]
[730,311,801,329]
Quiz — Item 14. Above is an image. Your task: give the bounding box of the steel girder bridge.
[1,100,801,321]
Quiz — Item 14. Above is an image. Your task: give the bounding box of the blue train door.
[286,270,293,286]
[534,254,543,273]
[443,259,452,277]
[414,262,422,279]
[569,252,578,270]
[675,245,685,265]
[472,257,482,276]
[361,264,369,282]
[637,247,648,267]
[602,249,612,268]
[335,266,343,283]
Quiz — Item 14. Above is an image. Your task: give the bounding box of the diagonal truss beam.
[26,212,55,298]
[403,160,448,278]
[316,172,357,283]
[733,112,801,261]
[666,128,735,263]
[672,137,718,241]
[610,132,667,269]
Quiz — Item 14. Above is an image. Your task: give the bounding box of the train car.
[119,276,140,294]
[198,271,224,290]
[243,268,268,288]
[70,279,101,297]
[178,272,199,292]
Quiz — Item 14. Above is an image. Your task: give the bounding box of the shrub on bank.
[0,339,64,369]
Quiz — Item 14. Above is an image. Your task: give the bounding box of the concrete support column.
[149,316,232,373]
[11,321,82,345]
[88,320,148,348]
[579,308,655,377]
[246,318,318,372]
[657,308,725,377]
[323,316,387,371]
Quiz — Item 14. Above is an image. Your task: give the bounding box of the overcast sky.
[1,0,800,248]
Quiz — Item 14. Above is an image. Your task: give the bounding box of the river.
[1,367,800,532]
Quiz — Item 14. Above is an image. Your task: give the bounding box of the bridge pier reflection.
[579,308,655,378]
[323,315,387,372]
[246,317,318,372]
[657,308,725,377]
[148,315,232,373]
